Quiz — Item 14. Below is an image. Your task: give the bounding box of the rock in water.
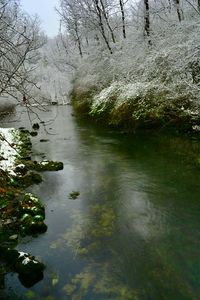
[0,248,45,288]
[32,123,40,130]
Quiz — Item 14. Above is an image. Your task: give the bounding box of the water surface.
[1,106,200,300]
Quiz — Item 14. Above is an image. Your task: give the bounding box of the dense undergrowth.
[71,79,200,132]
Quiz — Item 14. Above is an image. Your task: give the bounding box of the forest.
[1,1,200,299]
[1,0,200,133]
[54,0,200,132]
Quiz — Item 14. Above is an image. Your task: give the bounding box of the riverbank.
[2,105,200,299]
[71,81,200,134]
[0,127,63,288]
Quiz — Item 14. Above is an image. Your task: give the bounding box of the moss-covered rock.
[13,172,43,188]
[18,193,47,235]
[0,129,63,240]
[0,128,63,286]
[0,188,47,238]
[0,130,47,241]
[26,160,64,172]
[14,164,28,175]
[20,193,45,216]
[30,131,38,137]
[0,247,45,288]
[32,123,40,130]
[69,191,80,200]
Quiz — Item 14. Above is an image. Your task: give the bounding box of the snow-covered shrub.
[56,0,200,130]
[90,82,122,115]
[89,79,198,129]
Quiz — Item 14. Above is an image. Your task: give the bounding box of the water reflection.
[1,106,200,299]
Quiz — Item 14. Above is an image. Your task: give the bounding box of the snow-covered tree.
[0,0,46,104]
[55,0,200,129]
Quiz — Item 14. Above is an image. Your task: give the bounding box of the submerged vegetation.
[2,107,200,298]
[1,0,200,298]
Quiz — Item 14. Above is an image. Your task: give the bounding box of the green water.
[1,106,200,299]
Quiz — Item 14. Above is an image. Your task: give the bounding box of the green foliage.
[0,129,63,252]
[72,80,199,132]
[70,87,93,115]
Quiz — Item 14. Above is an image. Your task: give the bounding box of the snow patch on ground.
[0,128,18,175]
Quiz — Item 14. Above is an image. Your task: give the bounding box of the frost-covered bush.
[57,0,200,129]
[75,18,200,88]
[90,82,122,115]
[89,79,198,129]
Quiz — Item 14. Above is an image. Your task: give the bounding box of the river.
[1,105,200,300]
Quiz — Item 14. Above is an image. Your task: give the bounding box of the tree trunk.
[94,0,113,54]
[144,0,151,44]
[168,0,172,11]
[74,21,83,57]
[174,0,183,22]
[119,0,126,39]
[99,0,116,43]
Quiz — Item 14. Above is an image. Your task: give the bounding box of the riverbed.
[1,105,200,299]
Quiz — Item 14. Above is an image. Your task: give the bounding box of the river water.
[1,105,200,299]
